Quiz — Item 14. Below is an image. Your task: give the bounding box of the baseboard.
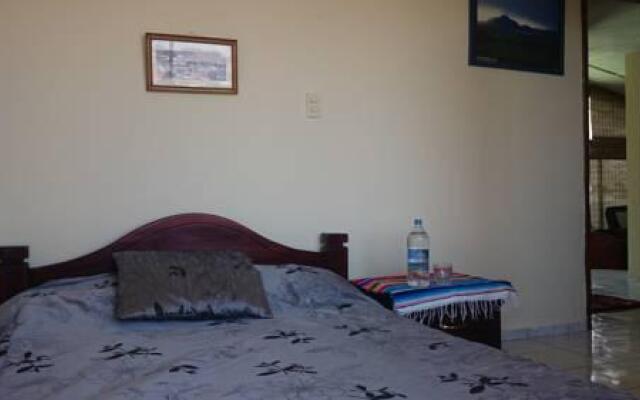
[502,321,587,341]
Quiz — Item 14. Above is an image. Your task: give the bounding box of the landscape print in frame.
[146,33,238,94]
[469,0,564,75]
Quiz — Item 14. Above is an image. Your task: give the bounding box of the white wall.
[0,0,585,332]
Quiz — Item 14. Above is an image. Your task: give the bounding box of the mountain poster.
[469,0,564,75]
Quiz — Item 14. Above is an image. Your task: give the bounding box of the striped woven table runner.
[352,273,517,323]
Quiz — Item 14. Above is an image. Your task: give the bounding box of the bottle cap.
[413,218,423,226]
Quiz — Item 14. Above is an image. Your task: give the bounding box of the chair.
[605,206,627,232]
[589,206,627,270]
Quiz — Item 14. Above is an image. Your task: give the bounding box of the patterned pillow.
[114,251,272,320]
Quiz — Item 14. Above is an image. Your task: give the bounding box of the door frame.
[581,0,592,328]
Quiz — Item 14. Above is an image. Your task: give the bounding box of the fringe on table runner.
[406,299,505,325]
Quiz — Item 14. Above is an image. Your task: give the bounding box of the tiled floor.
[503,310,640,397]
[592,269,640,301]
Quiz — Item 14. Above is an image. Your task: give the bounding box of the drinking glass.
[433,262,453,285]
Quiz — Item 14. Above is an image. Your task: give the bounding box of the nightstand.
[352,274,517,349]
[0,246,29,303]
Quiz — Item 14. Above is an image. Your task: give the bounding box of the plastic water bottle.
[407,218,430,287]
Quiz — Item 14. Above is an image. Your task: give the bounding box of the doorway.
[585,0,639,316]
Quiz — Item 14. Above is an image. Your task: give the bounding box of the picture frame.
[145,33,238,94]
[469,0,565,75]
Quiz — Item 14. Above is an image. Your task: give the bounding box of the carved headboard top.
[0,214,348,303]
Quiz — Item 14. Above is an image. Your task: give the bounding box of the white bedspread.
[0,265,635,400]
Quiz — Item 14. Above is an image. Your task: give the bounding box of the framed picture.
[145,33,238,94]
[469,0,564,75]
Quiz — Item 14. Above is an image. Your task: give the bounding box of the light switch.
[305,92,322,119]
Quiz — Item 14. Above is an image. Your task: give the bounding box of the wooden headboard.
[0,213,348,304]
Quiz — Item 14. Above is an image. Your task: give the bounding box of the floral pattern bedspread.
[0,265,635,400]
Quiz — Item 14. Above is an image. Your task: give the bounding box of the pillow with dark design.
[114,251,272,320]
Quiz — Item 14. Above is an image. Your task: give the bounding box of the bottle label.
[407,249,429,270]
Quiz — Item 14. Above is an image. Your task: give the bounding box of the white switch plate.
[305,92,322,119]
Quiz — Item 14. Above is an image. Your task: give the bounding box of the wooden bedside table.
[352,274,517,349]
[0,246,29,303]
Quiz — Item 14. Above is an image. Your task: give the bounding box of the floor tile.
[526,348,592,370]
[548,359,640,395]
[504,307,640,394]
[590,359,640,390]
[626,386,640,397]
[503,341,591,370]
[564,365,592,380]
[592,344,640,363]
[533,332,593,356]
[592,270,640,301]
[502,339,548,356]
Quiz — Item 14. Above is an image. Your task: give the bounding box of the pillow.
[256,264,381,314]
[114,251,272,320]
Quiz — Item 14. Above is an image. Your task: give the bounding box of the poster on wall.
[469,0,565,75]
[145,33,238,94]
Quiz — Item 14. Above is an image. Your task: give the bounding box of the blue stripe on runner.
[392,282,513,304]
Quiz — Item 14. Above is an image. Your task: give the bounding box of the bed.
[0,213,635,399]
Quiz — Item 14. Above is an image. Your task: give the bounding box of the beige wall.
[0,0,585,332]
